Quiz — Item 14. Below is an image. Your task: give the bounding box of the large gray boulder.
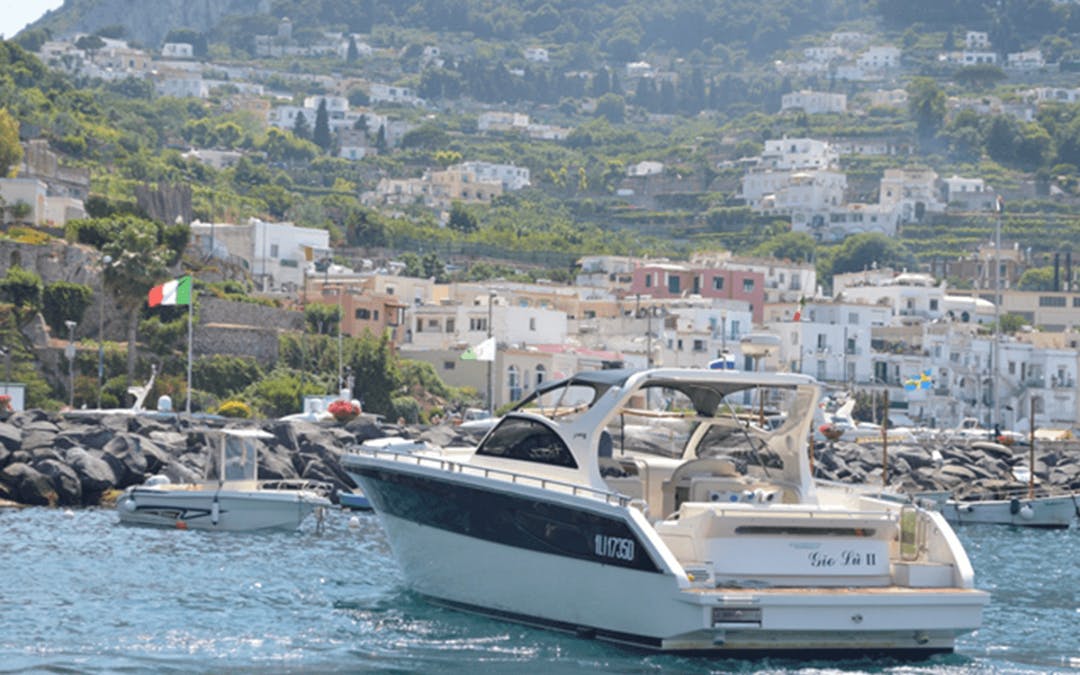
[65,447,118,494]
[34,458,83,506]
[101,434,149,487]
[0,422,20,452]
[0,462,57,506]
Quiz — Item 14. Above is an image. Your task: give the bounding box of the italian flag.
[148,276,192,307]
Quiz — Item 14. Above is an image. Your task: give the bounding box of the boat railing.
[954,483,1076,501]
[349,445,634,507]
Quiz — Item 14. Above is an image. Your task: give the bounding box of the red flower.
[327,399,360,422]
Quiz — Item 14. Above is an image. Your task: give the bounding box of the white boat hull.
[353,463,987,655]
[941,494,1077,529]
[116,486,330,531]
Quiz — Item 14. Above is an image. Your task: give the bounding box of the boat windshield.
[602,382,801,463]
[204,434,259,482]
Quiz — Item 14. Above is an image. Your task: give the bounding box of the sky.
[0,0,64,39]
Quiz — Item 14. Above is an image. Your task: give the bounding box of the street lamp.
[97,254,112,409]
[65,320,77,408]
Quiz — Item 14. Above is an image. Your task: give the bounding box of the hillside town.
[3,12,1080,439]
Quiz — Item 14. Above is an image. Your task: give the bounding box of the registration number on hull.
[595,534,635,561]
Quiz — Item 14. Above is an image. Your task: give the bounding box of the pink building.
[629,263,765,323]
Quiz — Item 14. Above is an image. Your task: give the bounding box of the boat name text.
[807,549,877,568]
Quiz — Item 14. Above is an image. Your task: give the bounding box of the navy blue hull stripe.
[353,465,663,573]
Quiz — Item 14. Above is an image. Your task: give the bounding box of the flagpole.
[186,276,193,415]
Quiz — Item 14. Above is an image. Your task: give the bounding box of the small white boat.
[941,492,1078,529]
[343,368,988,656]
[117,429,331,531]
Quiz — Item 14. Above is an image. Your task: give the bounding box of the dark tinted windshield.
[475,417,577,469]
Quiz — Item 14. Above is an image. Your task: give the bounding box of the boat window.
[476,417,578,468]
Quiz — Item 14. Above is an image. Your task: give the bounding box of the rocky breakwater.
[0,410,398,508]
[814,437,1080,499]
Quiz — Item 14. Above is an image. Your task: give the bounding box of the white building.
[406,294,567,351]
[777,301,889,383]
[0,178,47,226]
[857,45,901,70]
[1006,49,1045,71]
[943,175,996,210]
[758,138,839,170]
[965,31,990,50]
[161,43,194,59]
[627,161,664,177]
[189,218,330,292]
[524,47,549,62]
[781,90,848,115]
[457,161,531,191]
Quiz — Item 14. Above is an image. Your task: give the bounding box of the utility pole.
[487,289,495,414]
[65,320,77,408]
[97,255,111,408]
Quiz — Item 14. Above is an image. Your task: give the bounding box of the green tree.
[954,64,1006,91]
[305,303,341,335]
[827,233,915,279]
[101,217,172,386]
[313,99,332,151]
[0,266,43,309]
[752,231,816,262]
[292,111,311,140]
[0,109,22,178]
[192,354,262,398]
[907,77,946,140]
[998,313,1027,334]
[448,201,478,233]
[42,281,92,337]
[1018,266,1055,290]
[349,330,401,416]
[595,93,625,124]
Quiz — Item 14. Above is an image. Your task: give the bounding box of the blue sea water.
[0,506,1076,674]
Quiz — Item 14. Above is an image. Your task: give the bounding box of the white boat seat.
[661,457,742,517]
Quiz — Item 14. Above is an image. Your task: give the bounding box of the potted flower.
[327,399,361,423]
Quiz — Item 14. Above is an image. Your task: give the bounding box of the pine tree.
[313,99,332,151]
[292,111,311,140]
[347,35,359,62]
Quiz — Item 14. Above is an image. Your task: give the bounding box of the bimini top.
[513,368,817,418]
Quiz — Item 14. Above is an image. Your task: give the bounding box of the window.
[712,277,724,291]
[270,244,279,258]
[645,274,652,288]
[446,318,455,333]
[426,319,440,330]
[508,365,522,402]
[475,417,577,468]
[443,361,456,370]
[668,275,681,294]
[354,308,371,320]
[930,299,939,311]
[743,279,754,292]
[373,310,379,321]
[469,317,488,331]
[1073,297,1080,308]
[529,317,536,331]
[1040,296,1066,307]
[535,365,546,387]
[817,333,827,350]
[693,339,706,352]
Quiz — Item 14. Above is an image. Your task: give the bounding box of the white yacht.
[343,368,988,656]
[117,429,331,531]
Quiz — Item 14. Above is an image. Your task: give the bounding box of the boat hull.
[352,461,986,655]
[116,486,329,531]
[941,495,1077,529]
